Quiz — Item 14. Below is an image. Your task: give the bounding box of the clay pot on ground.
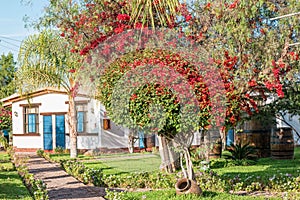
[175,178,202,195]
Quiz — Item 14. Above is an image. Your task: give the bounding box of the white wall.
[65,135,99,149]
[11,92,133,150]
[12,93,69,135]
[13,136,42,149]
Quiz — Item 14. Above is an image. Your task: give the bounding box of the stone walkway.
[16,153,106,200]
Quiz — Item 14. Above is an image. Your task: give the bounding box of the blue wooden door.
[226,129,234,146]
[43,116,53,150]
[55,115,65,149]
[138,131,145,148]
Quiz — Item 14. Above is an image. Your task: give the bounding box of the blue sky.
[0,1,47,59]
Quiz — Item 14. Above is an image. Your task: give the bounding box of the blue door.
[55,115,65,149]
[43,116,53,150]
[226,129,234,146]
[138,131,145,148]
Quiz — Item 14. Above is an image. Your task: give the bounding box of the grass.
[48,148,300,199]
[0,151,32,200]
[83,154,161,175]
[212,147,300,179]
[114,189,291,200]
[49,152,162,175]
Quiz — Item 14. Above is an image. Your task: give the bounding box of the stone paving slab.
[17,153,106,200]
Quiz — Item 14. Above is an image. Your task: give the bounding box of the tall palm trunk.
[68,95,78,158]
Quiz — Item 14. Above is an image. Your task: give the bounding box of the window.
[76,104,87,133]
[77,111,84,132]
[24,106,39,133]
[103,119,111,130]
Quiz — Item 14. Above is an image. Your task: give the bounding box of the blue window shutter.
[43,116,53,150]
[28,114,36,133]
[77,112,84,132]
[55,115,65,149]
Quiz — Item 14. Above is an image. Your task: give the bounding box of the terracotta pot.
[175,178,202,195]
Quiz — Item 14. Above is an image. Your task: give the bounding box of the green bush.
[16,160,48,199]
[102,171,175,189]
[36,149,45,157]
[60,160,105,186]
[0,135,8,150]
[54,147,64,154]
[224,142,257,161]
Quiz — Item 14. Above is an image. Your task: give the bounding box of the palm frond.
[130,0,180,29]
[17,30,79,94]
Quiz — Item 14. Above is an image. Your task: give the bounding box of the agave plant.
[225,142,257,161]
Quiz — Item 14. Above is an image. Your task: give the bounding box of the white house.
[0,87,146,152]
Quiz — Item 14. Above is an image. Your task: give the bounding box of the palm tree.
[16,30,81,158]
[130,0,180,29]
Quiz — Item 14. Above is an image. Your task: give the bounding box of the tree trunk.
[158,136,180,173]
[128,130,137,154]
[203,130,210,161]
[68,96,78,158]
[184,147,195,181]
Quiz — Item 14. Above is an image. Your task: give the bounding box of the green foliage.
[105,189,277,200]
[103,171,175,189]
[0,171,32,200]
[9,149,48,200]
[54,146,64,154]
[209,158,257,169]
[47,147,300,195]
[60,160,105,186]
[36,149,45,157]
[105,189,130,200]
[16,30,79,93]
[0,107,12,131]
[17,166,48,200]
[0,53,16,99]
[0,135,8,150]
[224,142,258,161]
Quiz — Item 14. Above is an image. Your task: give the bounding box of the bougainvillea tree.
[36,0,300,182]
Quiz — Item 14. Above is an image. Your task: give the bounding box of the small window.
[76,104,87,133]
[103,119,111,130]
[24,106,39,133]
[77,111,85,133]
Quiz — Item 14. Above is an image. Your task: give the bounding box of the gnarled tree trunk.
[158,136,180,173]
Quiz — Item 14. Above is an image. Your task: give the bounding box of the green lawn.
[212,147,300,179]
[119,189,285,200]
[0,151,32,200]
[50,152,162,175]
[83,154,161,175]
[48,148,300,199]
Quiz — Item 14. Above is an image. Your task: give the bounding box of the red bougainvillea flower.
[69,69,76,73]
[117,14,130,21]
[229,0,238,9]
[185,15,192,22]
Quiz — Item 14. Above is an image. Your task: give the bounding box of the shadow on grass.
[0,172,31,199]
[202,191,218,198]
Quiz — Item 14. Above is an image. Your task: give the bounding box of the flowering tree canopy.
[39,0,300,128]
[35,0,300,180]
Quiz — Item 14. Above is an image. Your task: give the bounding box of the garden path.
[15,152,106,200]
